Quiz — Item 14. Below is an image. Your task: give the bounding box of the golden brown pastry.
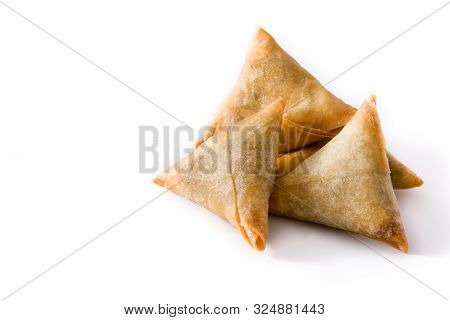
[196,27,354,151]
[386,151,424,189]
[270,96,408,252]
[154,99,285,250]
[276,139,423,189]
[196,27,422,189]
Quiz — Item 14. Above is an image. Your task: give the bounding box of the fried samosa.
[196,27,354,150]
[154,99,285,250]
[270,96,408,252]
[196,27,422,189]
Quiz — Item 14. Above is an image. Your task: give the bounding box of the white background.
[1,0,449,318]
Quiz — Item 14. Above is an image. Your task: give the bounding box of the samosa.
[196,27,422,189]
[155,99,285,250]
[270,96,408,252]
[196,27,354,150]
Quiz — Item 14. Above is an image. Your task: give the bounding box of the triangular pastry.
[155,99,285,250]
[269,96,408,252]
[276,139,423,189]
[196,27,422,189]
[196,27,355,151]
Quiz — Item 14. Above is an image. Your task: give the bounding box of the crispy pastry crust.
[155,99,285,250]
[270,96,409,252]
[197,27,355,150]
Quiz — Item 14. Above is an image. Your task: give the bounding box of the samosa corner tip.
[152,174,166,187]
[255,26,272,39]
[414,176,424,188]
[362,94,378,113]
[366,94,377,106]
[239,223,267,251]
[252,26,277,49]
[387,231,409,253]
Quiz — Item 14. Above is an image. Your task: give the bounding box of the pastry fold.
[196,27,422,189]
[276,140,327,178]
[270,96,408,252]
[155,99,285,250]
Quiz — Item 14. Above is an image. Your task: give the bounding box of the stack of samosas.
[154,28,422,252]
